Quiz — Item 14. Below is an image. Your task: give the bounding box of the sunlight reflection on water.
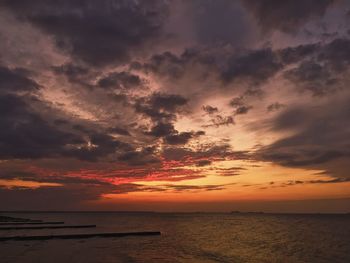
[1,212,349,263]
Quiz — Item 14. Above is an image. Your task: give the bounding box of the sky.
[0,0,350,212]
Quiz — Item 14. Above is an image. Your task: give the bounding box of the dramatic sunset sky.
[0,0,350,212]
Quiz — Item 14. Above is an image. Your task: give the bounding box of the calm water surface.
[0,212,349,263]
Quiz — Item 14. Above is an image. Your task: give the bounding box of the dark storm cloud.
[137,44,317,91]
[0,182,117,210]
[163,144,250,164]
[52,63,89,81]
[147,93,188,111]
[284,60,337,96]
[188,0,254,45]
[133,47,241,83]
[140,47,284,85]
[222,48,282,84]
[139,51,188,79]
[0,66,39,94]
[1,0,350,211]
[258,99,350,179]
[0,91,132,161]
[242,0,335,33]
[0,94,83,159]
[63,132,133,162]
[278,43,320,64]
[108,127,130,136]
[135,93,188,121]
[145,122,204,145]
[118,146,160,166]
[97,71,143,90]
[134,38,349,101]
[319,38,350,71]
[0,64,108,161]
[1,0,169,66]
[164,131,204,145]
[0,169,112,187]
[283,38,350,96]
[146,122,176,137]
[270,106,313,131]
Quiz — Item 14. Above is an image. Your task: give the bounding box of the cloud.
[242,0,335,33]
[145,122,176,137]
[281,38,350,96]
[0,182,116,210]
[118,146,160,166]
[203,115,234,128]
[2,0,170,66]
[229,96,253,115]
[278,43,320,64]
[267,102,285,112]
[0,94,83,159]
[0,66,39,94]
[202,105,219,115]
[135,92,188,122]
[263,178,350,189]
[0,87,133,161]
[187,0,255,46]
[135,92,204,145]
[235,105,253,115]
[196,160,212,167]
[112,182,228,194]
[108,127,131,136]
[164,131,204,145]
[307,178,350,184]
[214,166,247,177]
[1,0,350,210]
[284,60,338,96]
[52,63,89,82]
[97,71,143,90]
[136,46,283,87]
[258,97,350,179]
[138,51,189,80]
[63,132,133,162]
[145,122,204,145]
[319,38,350,71]
[222,48,282,84]
[163,144,250,165]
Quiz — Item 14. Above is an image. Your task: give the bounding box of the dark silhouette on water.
[0,221,64,225]
[0,225,96,230]
[0,221,64,226]
[0,216,42,223]
[0,214,161,242]
[0,231,161,241]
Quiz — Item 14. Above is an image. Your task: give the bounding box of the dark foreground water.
[0,212,349,263]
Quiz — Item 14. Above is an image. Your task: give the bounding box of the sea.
[0,212,349,263]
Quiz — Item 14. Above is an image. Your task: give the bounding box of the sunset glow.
[1,0,350,212]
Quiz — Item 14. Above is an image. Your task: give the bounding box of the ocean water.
[0,212,349,263]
